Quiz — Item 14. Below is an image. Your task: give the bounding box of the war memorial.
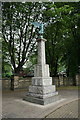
[24,22,60,105]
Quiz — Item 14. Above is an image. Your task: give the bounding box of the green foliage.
[44,2,80,78]
[2,2,80,81]
[2,2,46,74]
[24,53,37,73]
[2,63,12,78]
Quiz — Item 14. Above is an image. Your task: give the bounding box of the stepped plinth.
[24,38,60,105]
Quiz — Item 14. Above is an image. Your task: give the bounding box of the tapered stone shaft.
[37,39,46,65]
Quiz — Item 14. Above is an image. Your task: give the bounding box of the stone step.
[27,91,58,99]
[32,77,52,86]
[29,85,56,94]
[23,94,61,105]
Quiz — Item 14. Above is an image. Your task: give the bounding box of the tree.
[43,2,80,81]
[62,2,80,85]
[2,2,45,75]
[43,3,73,76]
[2,2,80,84]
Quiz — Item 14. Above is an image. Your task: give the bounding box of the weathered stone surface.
[27,91,58,99]
[34,64,50,77]
[32,77,52,86]
[37,40,46,65]
[27,92,58,99]
[24,93,60,105]
[29,85,56,94]
[59,75,64,86]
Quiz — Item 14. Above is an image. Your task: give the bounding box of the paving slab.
[2,89,79,118]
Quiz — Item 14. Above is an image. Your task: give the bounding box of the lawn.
[57,86,80,90]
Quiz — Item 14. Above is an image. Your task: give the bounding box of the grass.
[57,86,80,90]
[3,86,80,94]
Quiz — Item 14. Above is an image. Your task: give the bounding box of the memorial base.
[23,92,61,105]
[23,95,61,105]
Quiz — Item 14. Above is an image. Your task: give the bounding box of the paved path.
[2,89,79,119]
[45,99,79,118]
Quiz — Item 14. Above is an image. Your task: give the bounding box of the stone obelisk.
[24,23,59,105]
